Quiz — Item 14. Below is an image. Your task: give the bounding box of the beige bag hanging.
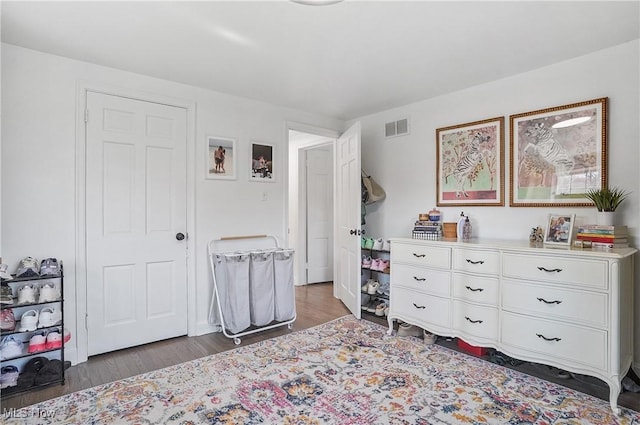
[361,170,386,204]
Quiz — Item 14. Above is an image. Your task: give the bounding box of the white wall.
[351,40,640,362]
[1,43,344,363]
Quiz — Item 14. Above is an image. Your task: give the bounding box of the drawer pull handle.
[466,259,485,265]
[536,334,561,342]
[413,276,426,281]
[538,267,562,273]
[465,316,483,324]
[465,286,484,292]
[537,297,562,305]
[412,253,426,258]
[413,303,426,309]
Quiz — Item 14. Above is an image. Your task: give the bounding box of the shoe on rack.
[0,264,13,281]
[369,258,381,271]
[34,359,64,386]
[63,327,71,344]
[363,238,374,250]
[28,332,47,353]
[360,294,371,310]
[377,259,390,272]
[372,238,384,251]
[397,323,422,338]
[361,256,372,269]
[361,236,367,249]
[367,280,380,295]
[17,357,49,389]
[0,284,14,305]
[377,280,389,295]
[17,284,37,305]
[0,336,24,359]
[39,258,60,277]
[38,283,61,303]
[366,299,378,313]
[1,308,16,332]
[0,365,19,388]
[18,309,39,332]
[45,330,62,350]
[16,257,40,279]
[38,307,62,328]
[382,240,391,252]
[375,300,389,317]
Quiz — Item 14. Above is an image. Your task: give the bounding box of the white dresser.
[388,237,637,414]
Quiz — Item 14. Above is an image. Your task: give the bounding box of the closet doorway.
[288,128,337,286]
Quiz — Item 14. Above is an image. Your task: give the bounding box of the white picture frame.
[250,142,275,182]
[543,213,575,247]
[206,136,236,180]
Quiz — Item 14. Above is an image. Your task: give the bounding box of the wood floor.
[3,282,640,413]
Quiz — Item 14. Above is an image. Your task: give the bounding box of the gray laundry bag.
[212,252,251,334]
[249,250,275,326]
[274,249,295,321]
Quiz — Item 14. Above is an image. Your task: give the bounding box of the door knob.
[176,232,185,241]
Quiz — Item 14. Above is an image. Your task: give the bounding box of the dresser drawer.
[391,243,450,269]
[452,273,499,306]
[501,311,606,371]
[452,300,498,341]
[391,287,450,328]
[453,248,500,275]
[392,264,450,297]
[502,253,608,289]
[502,280,608,328]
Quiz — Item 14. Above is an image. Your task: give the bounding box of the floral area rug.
[6,315,640,424]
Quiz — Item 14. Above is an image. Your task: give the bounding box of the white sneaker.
[18,284,37,304]
[397,323,422,337]
[0,336,24,360]
[382,240,391,251]
[375,300,389,316]
[38,283,60,303]
[372,238,384,251]
[367,280,380,295]
[18,309,39,332]
[38,307,62,328]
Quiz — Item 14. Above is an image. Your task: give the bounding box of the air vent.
[384,118,410,138]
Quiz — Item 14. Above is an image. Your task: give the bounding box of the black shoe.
[34,359,63,386]
[17,357,49,389]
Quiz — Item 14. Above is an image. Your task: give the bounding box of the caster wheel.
[234,338,241,345]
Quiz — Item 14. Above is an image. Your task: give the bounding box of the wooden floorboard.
[2,282,639,413]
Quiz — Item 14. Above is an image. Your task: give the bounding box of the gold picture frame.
[509,97,607,207]
[436,117,505,206]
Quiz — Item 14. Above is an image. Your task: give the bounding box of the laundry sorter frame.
[207,234,296,345]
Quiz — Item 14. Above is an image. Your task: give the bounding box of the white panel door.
[306,147,333,283]
[86,92,188,356]
[335,122,361,318]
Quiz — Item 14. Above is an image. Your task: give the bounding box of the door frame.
[286,122,339,288]
[74,81,197,364]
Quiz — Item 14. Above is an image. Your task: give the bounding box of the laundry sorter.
[207,235,296,344]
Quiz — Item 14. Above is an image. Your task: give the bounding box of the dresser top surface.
[390,237,637,259]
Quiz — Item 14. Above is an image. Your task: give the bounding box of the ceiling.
[2,1,639,120]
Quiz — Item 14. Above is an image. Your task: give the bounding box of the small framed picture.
[543,213,575,247]
[250,142,275,182]
[206,136,236,180]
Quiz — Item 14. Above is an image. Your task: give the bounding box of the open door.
[334,122,362,318]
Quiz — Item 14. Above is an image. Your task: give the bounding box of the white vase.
[596,211,615,226]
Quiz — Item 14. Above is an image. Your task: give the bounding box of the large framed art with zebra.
[509,98,607,207]
[436,116,505,206]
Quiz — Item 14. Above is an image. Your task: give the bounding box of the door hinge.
[85,313,89,330]
[84,109,89,123]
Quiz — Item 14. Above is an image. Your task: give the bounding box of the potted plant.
[584,186,630,225]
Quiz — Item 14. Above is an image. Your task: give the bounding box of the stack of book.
[575,225,629,249]
[412,220,442,240]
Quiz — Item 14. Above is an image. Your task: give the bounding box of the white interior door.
[335,122,362,318]
[86,92,188,356]
[306,147,333,283]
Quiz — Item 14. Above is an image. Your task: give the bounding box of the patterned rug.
[6,316,640,424]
